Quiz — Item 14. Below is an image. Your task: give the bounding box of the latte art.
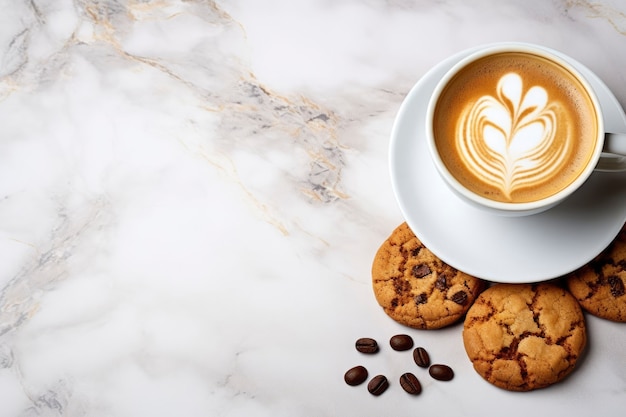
[457,73,571,200]
[432,52,598,204]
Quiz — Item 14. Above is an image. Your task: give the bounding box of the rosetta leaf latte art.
[457,73,571,200]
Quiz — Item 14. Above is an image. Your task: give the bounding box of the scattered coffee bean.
[413,347,430,368]
[355,337,379,354]
[367,375,389,396]
[429,364,454,381]
[344,365,368,386]
[399,372,422,395]
[390,334,414,351]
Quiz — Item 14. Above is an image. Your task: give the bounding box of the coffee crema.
[433,52,599,203]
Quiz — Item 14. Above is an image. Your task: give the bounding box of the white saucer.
[390,45,626,283]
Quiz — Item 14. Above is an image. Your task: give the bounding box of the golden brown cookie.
[371,222,486,329]
[463,283,587,392]
[566,224,626,322]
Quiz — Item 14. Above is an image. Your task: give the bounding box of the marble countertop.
[1,1,625,416]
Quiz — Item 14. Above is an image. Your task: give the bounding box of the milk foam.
[457,73,571,200]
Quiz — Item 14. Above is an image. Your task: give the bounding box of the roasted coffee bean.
[355,337,379,354]
[399,372,422,395]
[344,365,368,386]
[413,347,430,368]
[429,364,454,381]
[390,334,414,351]
[367,375,389,396]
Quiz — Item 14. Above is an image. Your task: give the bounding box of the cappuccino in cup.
[425,43,626,216]
[432,51,598,204]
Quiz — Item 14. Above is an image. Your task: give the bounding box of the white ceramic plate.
[390,45,626,283]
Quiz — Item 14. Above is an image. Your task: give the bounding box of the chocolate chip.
[435,274,447,290]
[429,364,454,381]
[399,372,422,395]
[451,290,468,305]
[355,338,379,354]
[608,275,625,297]
[412,264,431,278]
[413,347,430,368]
[344,366,368,386]
[415,293,428,305]
[390,334,414,351]
[410,247,422,257]
[367,375,389,396]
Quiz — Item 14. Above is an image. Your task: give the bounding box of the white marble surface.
[1,1,625,416]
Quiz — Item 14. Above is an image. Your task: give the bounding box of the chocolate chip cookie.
[371,222,486,329]
[566,224,626,322]
[463,283,587,391]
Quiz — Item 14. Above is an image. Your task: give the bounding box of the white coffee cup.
[425,42,626,216]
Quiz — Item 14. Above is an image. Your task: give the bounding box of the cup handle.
[596,133,626,171]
